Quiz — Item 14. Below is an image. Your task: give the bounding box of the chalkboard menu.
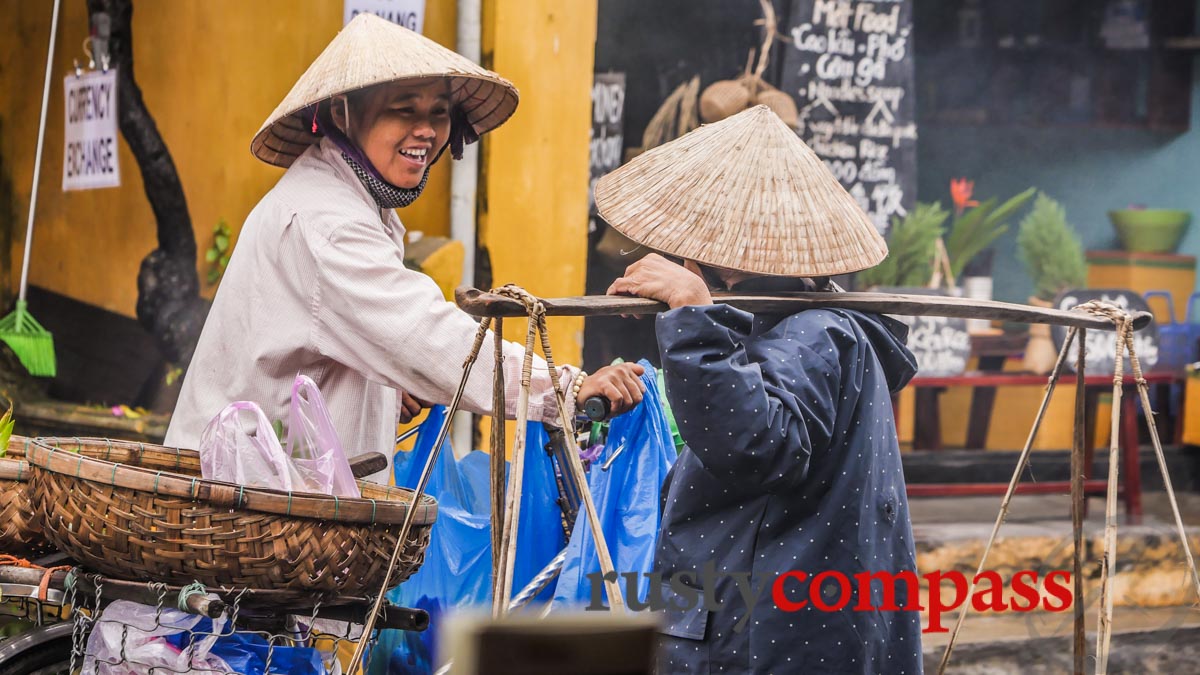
[882,288,971,377]
[779,0,917,233]
[1051,289,1160,373]
[589,73,626,233]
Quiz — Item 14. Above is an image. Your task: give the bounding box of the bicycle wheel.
[0,625,74,675]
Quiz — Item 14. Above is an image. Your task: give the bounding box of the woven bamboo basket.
[26,438,438,594]
[699,78,750,123]
[753,87,799,128]
[0,436,51,553]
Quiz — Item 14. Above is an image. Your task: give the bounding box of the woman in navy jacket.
[599,106,923,674]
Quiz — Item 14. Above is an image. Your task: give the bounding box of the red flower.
[950,178,980,215]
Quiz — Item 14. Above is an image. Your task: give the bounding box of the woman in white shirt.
[164,15,643,473]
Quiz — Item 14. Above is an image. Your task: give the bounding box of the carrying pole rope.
[534,300,626,611]
[353,284,629,673]
[1085,302,1128,675]
[936,327,1079,675]
[1089,301,1200,674]
[494,288,541,612]
[937,300,1200,675]
[347,317,493,674]
[491,285,626,612]
[1122,312,1200,605]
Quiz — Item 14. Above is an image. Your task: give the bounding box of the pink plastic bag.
[286,375,360,498]
[199,401,295,492]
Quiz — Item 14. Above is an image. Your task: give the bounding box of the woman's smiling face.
[334,78,452,189]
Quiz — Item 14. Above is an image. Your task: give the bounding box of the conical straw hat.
[595,105,887,277]
[251,13,518,167]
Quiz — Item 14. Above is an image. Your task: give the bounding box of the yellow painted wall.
[0,0,456,318]
[453,0,598,455]
[480,0,596,366]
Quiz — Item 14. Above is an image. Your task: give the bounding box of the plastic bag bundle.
[373,406,564,674]
[83,599,232,674]
[200,401,296,492]
[286,375,360,497]
[199,375,360,498]
[83,599,339,675]
[166,628,336,675]
[554,359,676,606]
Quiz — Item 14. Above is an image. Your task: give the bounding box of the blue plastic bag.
[162,618,329,675]
[554,360,676,607]
[206,632,329,675]
[375,406,565,674]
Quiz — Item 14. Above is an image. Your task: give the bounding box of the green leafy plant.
[858,202,950,288]
[0,407,14,457]
[204,219,233,285]
[1017,193,1087,301]
[945,185,1036,279]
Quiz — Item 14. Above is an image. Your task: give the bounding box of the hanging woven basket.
[699,78,751,123]
[752,85,799,129]
[27,438,438,593]
[0,436,52,554]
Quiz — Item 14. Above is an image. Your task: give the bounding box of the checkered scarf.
[339,150,429,209]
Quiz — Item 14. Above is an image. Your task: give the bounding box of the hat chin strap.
[340,96,354,140]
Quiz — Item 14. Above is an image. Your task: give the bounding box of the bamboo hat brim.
[595,105,887,277]
[251,13,518,168]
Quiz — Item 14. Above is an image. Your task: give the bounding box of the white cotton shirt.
[164,138,574,478]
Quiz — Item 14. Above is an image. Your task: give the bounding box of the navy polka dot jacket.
[653,304,922,675]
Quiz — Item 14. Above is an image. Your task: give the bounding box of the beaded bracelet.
[571,370,588,399]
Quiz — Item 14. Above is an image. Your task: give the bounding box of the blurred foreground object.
[439,612,659,675]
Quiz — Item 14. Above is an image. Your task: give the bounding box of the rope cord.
[492,286,542,611]
[346,310,494,674]
[939,300,1200,675]
[937,326,1080,675]
[176,581,208,613]
[349,284,627,675]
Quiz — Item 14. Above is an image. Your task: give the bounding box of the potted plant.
[945,179,1036,281]
[857,202,950,289]
[1017,193,1087,373]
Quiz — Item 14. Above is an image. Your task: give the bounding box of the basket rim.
[27,437,437,526]
[0,457,29,481]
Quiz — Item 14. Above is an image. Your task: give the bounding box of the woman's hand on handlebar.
[576,363,646,417]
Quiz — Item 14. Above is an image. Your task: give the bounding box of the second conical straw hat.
[595,105,887,277]
[251,13,518,168]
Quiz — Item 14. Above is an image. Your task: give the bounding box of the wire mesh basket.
[63,573,386,675]
[0,562,430,674]
[27,437,437,594]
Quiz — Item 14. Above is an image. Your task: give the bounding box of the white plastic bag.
[199,401,295,492]
[285,375,360,498]
[83,599,231,674]
[198,377,360,498]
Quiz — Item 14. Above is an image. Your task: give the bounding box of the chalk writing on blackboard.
[1052,289,1160,373]
[880,287,971,377]
[780,0,917,233]
[905,315,971,376]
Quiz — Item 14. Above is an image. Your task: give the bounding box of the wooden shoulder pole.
[455,287,1152,332]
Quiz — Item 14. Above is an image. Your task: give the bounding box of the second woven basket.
[27,437,437,595]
